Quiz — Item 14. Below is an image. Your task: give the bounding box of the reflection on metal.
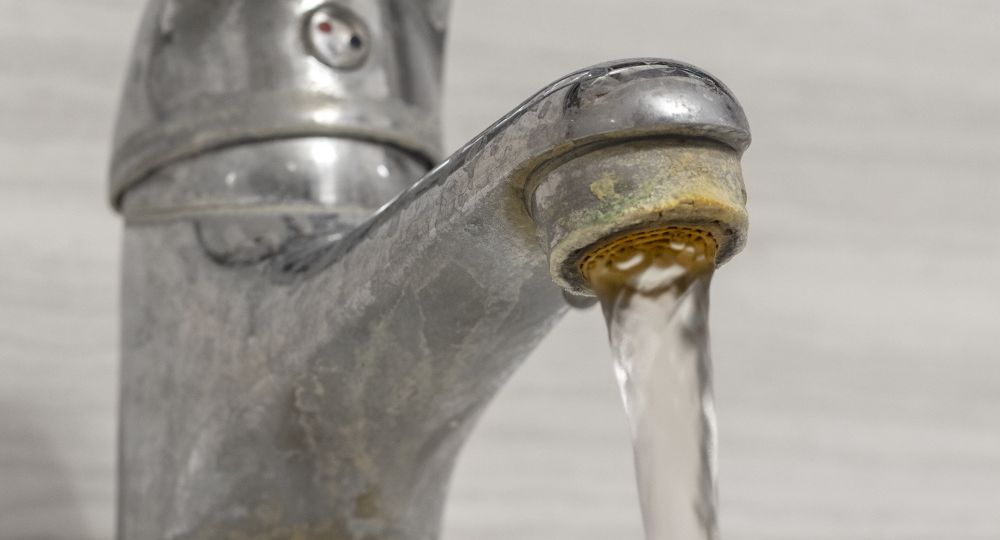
[109,1,750,538]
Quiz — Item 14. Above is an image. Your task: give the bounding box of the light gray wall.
[2,1,999,538]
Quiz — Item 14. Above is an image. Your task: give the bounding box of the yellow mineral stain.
[589,174,619,201]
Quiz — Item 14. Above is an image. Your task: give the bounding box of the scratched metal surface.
[2,1,999,538]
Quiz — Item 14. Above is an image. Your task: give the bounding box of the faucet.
[109,1,750,538]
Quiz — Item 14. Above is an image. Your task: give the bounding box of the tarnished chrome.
[122,137,427,223]
[524,63,750,293]
[109,0,447,207]
[530,138,749,293]
[110,1,750,538]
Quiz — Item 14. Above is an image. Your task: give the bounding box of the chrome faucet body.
[110,1,750,538]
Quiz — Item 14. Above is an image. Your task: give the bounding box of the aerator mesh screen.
[579,227,718,284]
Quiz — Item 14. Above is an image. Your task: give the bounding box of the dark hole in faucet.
[349,34,363,49]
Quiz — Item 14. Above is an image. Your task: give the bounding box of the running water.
[584,229,718,540]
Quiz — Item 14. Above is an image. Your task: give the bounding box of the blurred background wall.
[2,1,999,538]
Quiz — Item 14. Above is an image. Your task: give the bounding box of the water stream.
[585,230,718,540]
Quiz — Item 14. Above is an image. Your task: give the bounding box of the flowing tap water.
[584,229,718,540]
